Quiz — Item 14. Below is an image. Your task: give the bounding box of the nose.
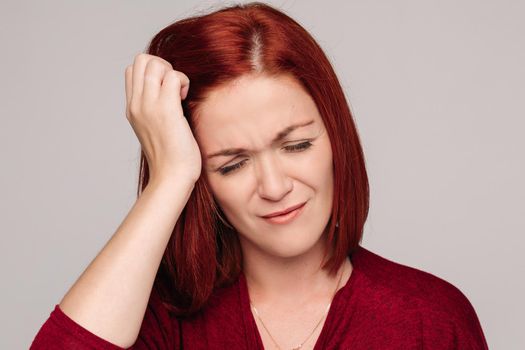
[255,153,293,201]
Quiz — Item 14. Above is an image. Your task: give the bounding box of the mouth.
[261,202,307,218]
[260,201,307,225]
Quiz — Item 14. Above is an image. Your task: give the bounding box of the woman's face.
[194,73,334,259]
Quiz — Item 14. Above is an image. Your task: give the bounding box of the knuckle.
[146,58,162,69]
[162,59,173,70]
[145,60,163,76]
[134,53,149,65]
[154,56,173,69]
[177,72,190,87]
[179,70,189,80]
[129,100,141,116]
[166,71,182,87]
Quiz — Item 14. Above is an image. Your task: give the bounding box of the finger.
[142,59,167,102]
[131,53,149,101]
[125,65,132,115]
[178,72,190,100]
[161,69,190,101]
[159,70,190,116]
[161,70,190,102]
[181,80,190,100]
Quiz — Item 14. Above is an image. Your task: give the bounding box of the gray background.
[1,0,523,348]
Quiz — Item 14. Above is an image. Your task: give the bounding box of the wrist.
[147,172,197,194]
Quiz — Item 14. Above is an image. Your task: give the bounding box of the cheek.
[307,138,334,187]
[207,176,248,217]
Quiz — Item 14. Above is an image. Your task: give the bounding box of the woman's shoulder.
[352,245,469,306]
[347,245,488,348]
[351,245,477,315]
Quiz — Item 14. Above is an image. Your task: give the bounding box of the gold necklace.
[249,264,345,350]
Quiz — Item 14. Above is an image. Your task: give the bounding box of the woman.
[31,2,488,349]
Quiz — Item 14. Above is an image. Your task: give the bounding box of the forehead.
[193,73,323,151]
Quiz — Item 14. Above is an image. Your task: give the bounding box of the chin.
[257,232,326,260]
[237,216,331,260]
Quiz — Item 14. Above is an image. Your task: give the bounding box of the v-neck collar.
[237,246,364,349]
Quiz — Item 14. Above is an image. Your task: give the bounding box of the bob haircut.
[138,2,369,317]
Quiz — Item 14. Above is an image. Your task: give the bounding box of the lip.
[260,201,307,225]
[261,202,307,218]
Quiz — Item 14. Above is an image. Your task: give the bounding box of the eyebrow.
[206,119,315,160]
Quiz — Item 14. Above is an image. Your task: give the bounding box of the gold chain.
[249,263,345,350]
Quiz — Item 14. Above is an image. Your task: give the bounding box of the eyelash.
[218,141,313,175]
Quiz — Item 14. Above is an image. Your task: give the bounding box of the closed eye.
[284,141,312,152]
[218,141,313,175]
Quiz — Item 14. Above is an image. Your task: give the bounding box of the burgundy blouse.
[31,245,489,349]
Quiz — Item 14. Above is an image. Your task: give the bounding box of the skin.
[58,54,199,348]
[55,54,351,349]
[194,73,353,349]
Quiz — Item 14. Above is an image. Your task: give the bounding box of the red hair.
[138,2,369,316]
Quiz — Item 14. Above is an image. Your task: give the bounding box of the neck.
[241,234,351,307]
